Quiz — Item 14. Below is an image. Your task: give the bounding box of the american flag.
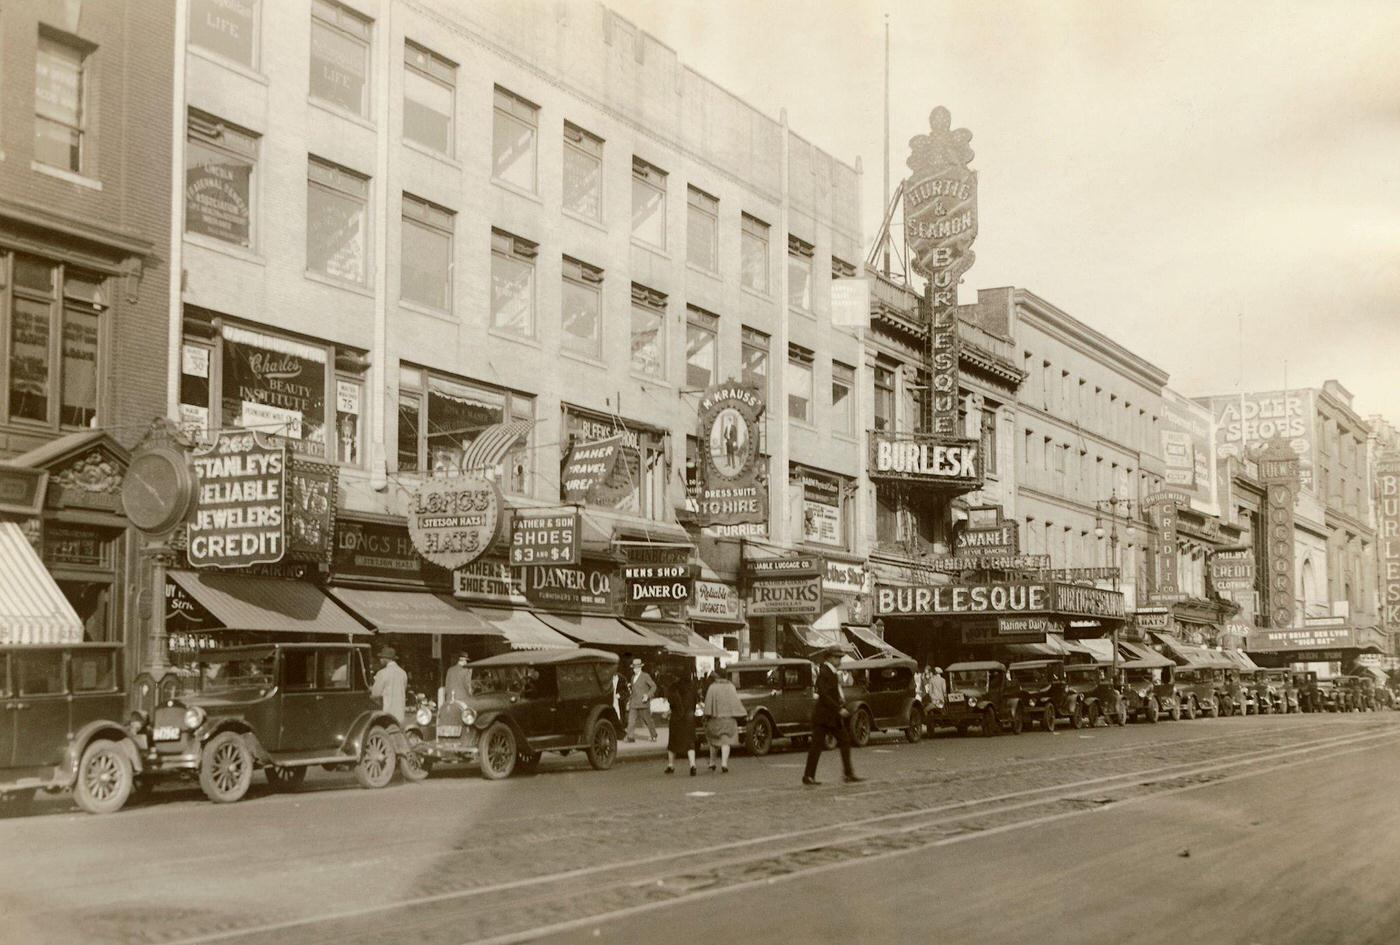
[460,419,536,473]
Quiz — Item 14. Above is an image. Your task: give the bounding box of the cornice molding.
[1014,289,1171,391]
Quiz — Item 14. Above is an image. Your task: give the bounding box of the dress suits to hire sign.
[696,381,766,527]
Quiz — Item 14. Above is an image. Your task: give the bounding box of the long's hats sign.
[188,430,286,568]
[696,380,766,527]
[408,475,501,569]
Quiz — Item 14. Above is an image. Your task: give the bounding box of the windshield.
[949,670,988,692]
[194,653,276,691]
[1124,668,1159,686]
[1011,667,1053,688]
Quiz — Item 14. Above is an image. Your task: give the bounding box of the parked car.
[1342,676,1377,711]
[731,658,820,756]
[1292,670,1323,712]
[1165,666,1221,720]
[841,657,924,745]
[408,648,621,779]
[0,643,138,815]
[934,661,1025,736]
[1008,659,1088,731]
[1254,668,1298,714]
[131,643,410,803]
[1317,678,1347,712]
[1066,662,1124,727]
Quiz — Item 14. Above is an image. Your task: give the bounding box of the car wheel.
[478,723,518,780]
[850,709,873,748]
[1114,700,1128,726]
[1086,703,1101,728]
[905,712,923,743]
[1146,700,1160,724]
[1169,698,1182,722]
[75,739,133,815]
[1184,698,1198,721]
[199,732,254,804]
[1010,706,1025,735]
[981,707,999,737]
[264,765,307,791]
[745,714,774,756]
[1071,703,1088,730]
[400,729,432,783]
[586,718,617,771]
[355,727,397,789]
[1042,706,1056,733]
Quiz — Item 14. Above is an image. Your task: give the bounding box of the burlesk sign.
[407,475,501,570]
[696,381,766,527]
[187,430,286,568]
[868,432,980,485]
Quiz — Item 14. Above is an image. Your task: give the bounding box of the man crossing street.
[802,646,863,786]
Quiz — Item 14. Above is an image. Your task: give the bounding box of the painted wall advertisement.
[695,381,767,527]
[1378,457,1400,631]
[187,430,286,568]
[1205,389,1315,491]
[1161,389,1218,515]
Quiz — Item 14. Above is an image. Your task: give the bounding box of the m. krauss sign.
[696,381,766,527]
[188,430,286,568]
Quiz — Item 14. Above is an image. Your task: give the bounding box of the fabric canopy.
[327,587,501,636]
[471,607,576,651]
[843,624,910,660]
[167,571,368,635]
[0,521,83,644]
[1356,664,1389,684]
[623,621,729,658]
[1223,649,1261,671]
[1077,638,1117,663]
[1153,632,1234,669]
[533,612,651,648]
[1118,641,1175,669]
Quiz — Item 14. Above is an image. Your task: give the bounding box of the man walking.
[626,657,658,742]
[803,646,863,786]
[928,666,947,708]
[441,651,471,705]
[370,647,408,724]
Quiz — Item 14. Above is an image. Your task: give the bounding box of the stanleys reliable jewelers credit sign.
[187,430,286,568]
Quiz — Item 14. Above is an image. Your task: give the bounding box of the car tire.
[905,713,923,743]
[1071,702,1088,730]
[75,739,134,815]
[850,709,873,748]
[355,727,397,789]
[478,723,518,780]
[745,714,774,756]
[586,718,617,771]
[1086,703,1101,728]
[1010,706,1025,735]
[981,708,999,737]
[1113,701,1128,726]
[400,729,432,783]
[199,732,254,804]
[1169,699,1182,722]
[1146,700,1160,724]
[1042,706,1056,733]
[1184,698,1198,721]
[264,765,307,791]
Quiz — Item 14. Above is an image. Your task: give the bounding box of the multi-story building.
[0,0,174,671]
[163,0,864,681]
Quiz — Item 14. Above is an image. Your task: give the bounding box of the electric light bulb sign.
[187,430,286,568]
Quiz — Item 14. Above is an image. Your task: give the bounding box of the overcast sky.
[604,0,1400,422]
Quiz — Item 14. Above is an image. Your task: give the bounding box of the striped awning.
[533,611,652,648]
[470,607,577,651]
[167,571,369,636]
[327,587,501,636]
[0,521,83,644]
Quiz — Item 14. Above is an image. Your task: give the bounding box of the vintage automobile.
[0,643,139,815]
[131,643,411,803]
[1067,662,1125,727]
[933,661,1025,736]
[1342,676,1377,711]
[1317,678,1348,712]
[1164,666,1222,720]
[840,657,924,745]
[1216,668,1245,717]
[1292,670,1323,712]
[407,649,621,780]
[1008,659,1089,732]
[1253,668,1299,714]
[731,658,820,756]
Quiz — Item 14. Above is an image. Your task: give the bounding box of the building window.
[2,254,104,429]
[831,361,854,435]
[787,344,814,423]
[561,256,602,358]
[741,326,769,396]
[186,110,257,248]
[687,186,718,273]
[400,194,453,312]
[630,284,667,378]
[493,86,538,192]
[563,122,603,221]
[873,363,895,433]
[189,0,259,68]
[980,406,998,475]
[631,157,667,248]
[788,235,814,312]
[34,33,89,174]
[489,229,537,337]
[796,466,848,548]
[403,41,455,155]
[398,366,533,492]
[562,408,668,520]
[741,214,770,294]
[686,307,718,390]
[307,157,369,285]
[310,0,371,118]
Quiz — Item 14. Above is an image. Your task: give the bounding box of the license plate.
[153,725,181,742]
[436,724,463,738]
[948,693,964,701]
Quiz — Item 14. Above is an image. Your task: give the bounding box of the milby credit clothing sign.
[868,433,979,484]
[1211,550,1256,592]
[696,381,766,527]
[407,476,500,570]
[188,431,286,568]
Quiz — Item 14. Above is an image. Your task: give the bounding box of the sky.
[603,0,1400,421]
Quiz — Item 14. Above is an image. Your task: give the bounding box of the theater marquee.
[868,432,981,486]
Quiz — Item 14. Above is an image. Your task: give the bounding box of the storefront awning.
[327,587,502,637]
[1004,634,1099,660]
[623,620,729,658]
[1153,632,1233,669]
[471,607,576,651]
[843,624,910,660]
[167,571,369,636]
[0,521,83,644]
[1118,641,1175,669]
[533,612,652,648]
[1077,638,1117,663]
[1223,649,1261,672]
[1355,664,1389,684]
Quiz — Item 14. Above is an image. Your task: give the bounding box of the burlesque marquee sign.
[695,380,766,527]
[904,107,977,438]
[1377,455,1400,631]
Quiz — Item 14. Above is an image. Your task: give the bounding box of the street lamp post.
[1094,491,1137,682]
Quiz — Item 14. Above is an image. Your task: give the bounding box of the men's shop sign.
[868,434,979,484]
[622,562,695,604]
[188,431,286,568]
[407,476,500,570]
[696,381,767,527]
[874,581,1124,619]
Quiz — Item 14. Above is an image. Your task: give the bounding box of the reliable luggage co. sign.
[188,430,286,568]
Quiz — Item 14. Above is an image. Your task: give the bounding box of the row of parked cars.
[1,641,1394,815]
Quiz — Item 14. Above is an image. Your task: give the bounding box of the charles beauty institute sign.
[188,431,286,568]
[407,476,501,570]
[696,381,767,528]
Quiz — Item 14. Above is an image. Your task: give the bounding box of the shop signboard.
[560,435,623,505]
[164,576,218,632]
[523,560,617,613]
[1247,624,1356,652]
[1144,490,1187,602]
[1161,390,1219,515]
[747,556,822,578]
[1206,389,1315,492]
[509,508,580,566]
[407,475,501,570]
[1260,441,1299,631]
[42,524,109,568]
[0,463,47,517]
[998,616,1051,635]
[1052,583,1126,620]
[868,433,980,485]
[747,575,823,617]
[1044,567,1120,583]
[687,580,743,624]
[874,581,1123,619]
[823,559,870,595]
[187,430,286,568]
[622,562,695,605]
[928,553,1051,573]
[286,459,338,563]
[696,381,767,527]
[451,555,526,605]
[1376,455,1400,631]
[1135,610,1171,632]
[800,472,844,546]
[955,520,1019,557]
[334,519,449,588]
[221,325,328,455]
[963,624,1045,646]
[1210,550,1255,592]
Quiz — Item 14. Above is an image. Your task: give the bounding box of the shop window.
[490,229,537,338]
[741,214,770,294]
[335,373,364,466]
[310,0,371,119]
[61,582,113,643]
[873,363,895,434]
[307,157,369,286]
[2,253,105,430]
[35,32,90,174]
[630,283,667,379]
[401,194,453,312]
[831,361,854,436]
[787,344,814,423]
[16,651,63,695]
[397,365,533,493]
[685,307,718,390]
[631,157,667,249]
[190,0,259,69]
[981,407,998,476]
[788,235,814,312]
[186,109,258,249]
[561,256,603,358]
[403,41,455,155]
[741,326,769,398]
[562,407,668,520]
[493,86,538,192]
[687,186,718,272]
[70,649,117,692]
[563,122,603,221]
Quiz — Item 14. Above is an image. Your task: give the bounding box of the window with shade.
[563,122,604,221]
[873,363,895,433]
[741,326,769,399]
[787,344,814,423]
[397,365,533,493]
[687,187,718,272]
[307,157,369,286]
[561,256,603,358]
[310,1,371,118]
[34,32,90,174]
[831,361,854,436]
[403,41,455,156]
[788,235,813,312]
[630,283,667,379]
[186,110,258,249]
[631,158,667,249]
[401,194,453,312]
[741,214,770,295]
[493,86,538,192]
[1,253,104,430]
[685,307,718,390]
[189,0,259,69]
[490,229,537,338]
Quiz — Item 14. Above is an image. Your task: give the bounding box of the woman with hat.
[701,666,745,773]
[663,668,700,776]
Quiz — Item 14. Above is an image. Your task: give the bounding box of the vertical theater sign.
[1260,439,1300,630]
[1377,455,1400,631]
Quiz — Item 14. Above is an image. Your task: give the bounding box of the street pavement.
[1,712,1397,945]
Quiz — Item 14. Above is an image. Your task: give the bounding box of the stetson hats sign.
[188,430,286,568]
[407,475,501,569]
[696,381,766,527]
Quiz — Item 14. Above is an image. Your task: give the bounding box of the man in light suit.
[803,646,864,786]
[370,647,408,724]
[626,657,659,742]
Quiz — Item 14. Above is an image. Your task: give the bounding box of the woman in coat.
[702,667,746,773]
[664,670,699,776]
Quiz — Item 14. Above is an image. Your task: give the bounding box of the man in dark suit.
[803,646,864,786]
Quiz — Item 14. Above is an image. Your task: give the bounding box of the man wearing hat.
[370,647,408,723]
[442,650,471,706]
[626,657,658,742]
[803,645,863,785]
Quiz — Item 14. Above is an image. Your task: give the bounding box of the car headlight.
[966,697,977,709]
[416,706,433,726]
[182,706,206,731]
[128,711,147,734]
[462,708,478,727]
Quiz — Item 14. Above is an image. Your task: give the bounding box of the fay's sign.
[869,434,979,485]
